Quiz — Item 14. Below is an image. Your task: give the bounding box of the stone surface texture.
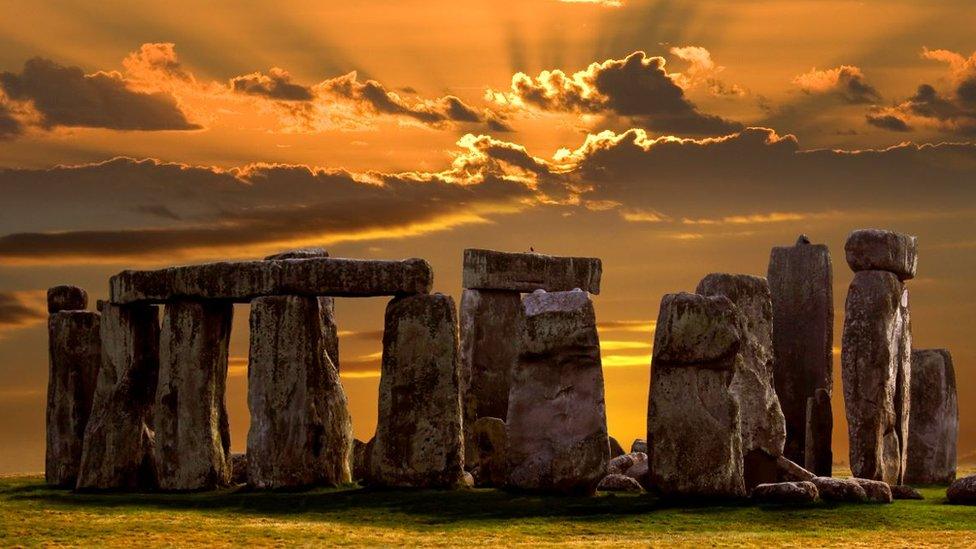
[462,249,601,294]
[947,475,976,505]
[631,439,647,454]
[905,349,958,485]
[153,300,234,490]
[811,477,868,503]
[767,236,833,469]
[110,257,433,303]
[47,285,88,313]
[842,270,912,484]
[459,288,523,462]
[804,388,833,476]
[467,417,508,487]
[775,456,815,482]
[844,229,918,280]
[247,295,352,488]
[77,303,160,490]
[696,273,786,489]
[751,481,819,504]
[647,292,746,498]
[506,290,608,495]
[890,484,924,499]
[608,436,625,458]
[853,478,894,503]
[369,294,464,489]
[598,474,643,492]
[46,311,100,487]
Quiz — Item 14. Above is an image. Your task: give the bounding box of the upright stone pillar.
[154,300,233,490]
[247,295,352,488]
[77,302,160,490]
[647,292,746,498]
[459,289,523,463]
[505,290,608,495]
[369,293,464,488]
[904,349,957,484]
[804,388,833,476]
[696,274,786,489]
[842,229,916,485]
[767,235,833,468]
[46,286,100,487]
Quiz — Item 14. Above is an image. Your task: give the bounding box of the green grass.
[1,472,974,547]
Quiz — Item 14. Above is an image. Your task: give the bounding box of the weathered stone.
[845,229,918,280]
[697,273,786,489]
[351,439,368,482]
[369,294,464,488]
[264,248,329,260]
[247,295,352,489]
[110,257,433,304]
[230,453,247,485]
[648,292,746,498]
[598,474,644,492]
[751,481,819,504]
[462,471,475,488]
[947,475,976,505]
[804,388,833,476]
[625,457,650,489]
[775,456,815,482]
[842,270,911,484]
[154,300,233,491]
[631,439,647,454]
[608,436,625,458]
[853,478,893,503]
[811,477,868,503]
[890,484,924,499]
[47,285,88,313]
[506,290,608,495]
[468,417,508,487]
[46,311,100,487]
[77,303,160,490]
[460,288,523,463]
[608,452,643,475]
[767,235,833,468]
[462,248,601,294]
[905,349,958,485]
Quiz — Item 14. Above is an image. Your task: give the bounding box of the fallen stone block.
[853,478,893,503]
[462,249,601,294]
[369,294,464,489]
[947,476,976,504]
[845,228,918,280]
[109,257,433,303]
[46,310,100,487]
[905,349,958,485]
[631,439,647,454]
[890,484,924,500]
[506,290,608,495]
[608,452,645,476]
[751,481,819,504]
[775,456,815,482]
[811,477,868,503]
[47,285,88,313]
[608,436,625,458]
[598,474,643,492]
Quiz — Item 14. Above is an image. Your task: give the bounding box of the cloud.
[229,67,314,101]
[0,100,22,140]
[122,43,194,85]
[486,51,741,135]
[793,65,881,104]
[0,291,45,333]
[0,57,200,131]
[669,46,744,97]
[868,49,976,135]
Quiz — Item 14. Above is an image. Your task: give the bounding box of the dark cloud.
[793,65,881,104]
[487,51,742,135]
[0,292,44,330]
[0,101,22,140]
[866,113,912,132]
[0,58,200,131]
[229,68,314,101]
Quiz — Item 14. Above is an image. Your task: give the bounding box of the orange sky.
[1,0,975,473]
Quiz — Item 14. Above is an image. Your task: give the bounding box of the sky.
[1,0,974,473]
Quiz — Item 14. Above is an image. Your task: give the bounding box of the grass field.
[2,471,975,547]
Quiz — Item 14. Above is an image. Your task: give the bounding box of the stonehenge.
[505,289,609,495]
[904,349,958,485]
[842,229,915,484]
[42,229,959,508]
[767,235,833,474]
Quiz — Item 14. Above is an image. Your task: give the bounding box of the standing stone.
[696,274,786,489]
[77,303,160,490]
[46,310,100,487]
[247,295,352,488]
[842,270,912,484]
[154,300,234,490]
[47,285,88,313]
[369,294,464,488]
[506,290,608,495]
[804,388,833,476]
[468,416,508,487]
[459,288,523,465]
[767,235,833,469]
[905,349,958,485]
[647,292,746,498]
